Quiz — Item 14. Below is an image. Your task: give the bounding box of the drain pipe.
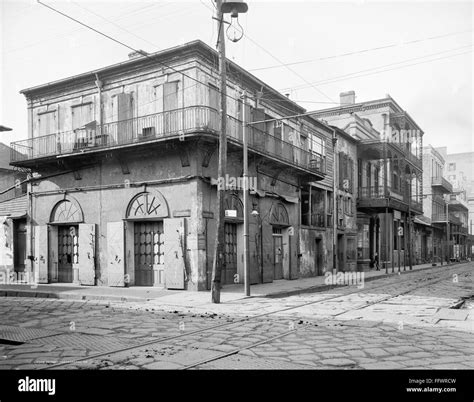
[95,74,103,137]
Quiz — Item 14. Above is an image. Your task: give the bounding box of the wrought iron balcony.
[358,185,423,214]
[432,213,447,223]
[10,106,326,177]
[431,176,453,193]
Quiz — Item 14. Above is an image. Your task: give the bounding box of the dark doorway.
[337,234,345,272]
[273,228,283,280]
[13,219,27,273]
[315,238,323,276]
[134,221,163,286]
[58,225,78,283]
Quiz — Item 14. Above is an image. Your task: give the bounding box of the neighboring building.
[10,40,335,290]
[313,91,424,271]
[333,126,358,272]
[0,143,27,202]
[419,145,453,264]
[0,142,28,272]
[436,147,472,260]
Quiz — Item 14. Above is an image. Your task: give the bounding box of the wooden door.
[58,226,78,283]
[14,219,26,273]
[223,223,238,285]
[315,238,323,276]
[134,221,164,286]
[273,229,283,280]
[164,82,179,133]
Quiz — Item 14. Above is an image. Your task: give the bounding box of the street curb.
[261,262,469,299]
[0,289,148,303]
[0,262,470,303]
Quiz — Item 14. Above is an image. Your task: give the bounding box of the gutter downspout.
[332,128,338,273]
[94,74,103,139]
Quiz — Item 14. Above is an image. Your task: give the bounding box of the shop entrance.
[58,225,78,283]
[134,221,164,286]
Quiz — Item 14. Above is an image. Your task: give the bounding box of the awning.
[414,217,432,227]
[0,195,27,217]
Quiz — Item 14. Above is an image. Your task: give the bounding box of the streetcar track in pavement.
[35,263,471,370]
[179,265,472,369]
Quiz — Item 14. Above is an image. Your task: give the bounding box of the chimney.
[128,50,148,60]
[340,91,355,105]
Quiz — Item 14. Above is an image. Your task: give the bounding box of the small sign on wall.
[225,210,237,218]
[288,226,294,236]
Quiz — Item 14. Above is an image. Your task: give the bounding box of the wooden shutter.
[208,84,219,111]
[34,225,48,284]
[107,221,125,287]
[38,111,56,136]
[48,226,58,282]
[163,218,186,289]
[251,108,265,149]
[261,222,273,282]
[164,82,179,111]
[78,224,96,285]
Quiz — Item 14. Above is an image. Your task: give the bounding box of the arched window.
[126,191,169,219]
[50,199,83,223]
[270,203,289,227]
[224,193,243,221]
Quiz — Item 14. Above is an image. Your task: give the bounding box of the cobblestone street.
[0,263,472,370]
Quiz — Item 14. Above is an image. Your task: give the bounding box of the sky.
[1,0,473,155]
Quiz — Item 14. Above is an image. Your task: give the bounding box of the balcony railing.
[358,186,386,199]
[432,213,447,223]
[431,176,453,193]
[10,106,325,176]
[358,185,422,212]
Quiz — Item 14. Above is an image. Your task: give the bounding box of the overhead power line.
[35,0,243,105]
[279,44,473,92]
[249,29,473,72]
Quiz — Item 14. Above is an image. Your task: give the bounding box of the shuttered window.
[38,111,56,136]
[72,103,93,129]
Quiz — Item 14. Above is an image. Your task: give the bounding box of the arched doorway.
[223,193,243,285]
[126,191,169,286]
[50,199,84,283]
[269,203,290,280]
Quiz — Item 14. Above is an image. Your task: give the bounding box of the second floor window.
[310,135,325,156]
[72,103,93,129]
[38,111,56,136]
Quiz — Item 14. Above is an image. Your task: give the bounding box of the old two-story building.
[10,40,336,290]
[0,142,28,273]
[313,91,424,271]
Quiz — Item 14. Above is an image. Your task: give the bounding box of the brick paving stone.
[320,351,350,359]
[364,348,390,357]
[319,358,356,367]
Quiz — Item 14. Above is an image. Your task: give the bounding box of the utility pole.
[446,201,450,265]
[211,0,248,303]
[211,0,228,303]
[242,90,250,296]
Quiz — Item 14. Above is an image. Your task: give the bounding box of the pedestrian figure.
[374,252,380,271]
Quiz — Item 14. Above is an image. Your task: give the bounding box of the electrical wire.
[70,1,159,50]
[249,29,473,72]
[279,44,473,92]
[198,0,335,104]
[35,0,244,105]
